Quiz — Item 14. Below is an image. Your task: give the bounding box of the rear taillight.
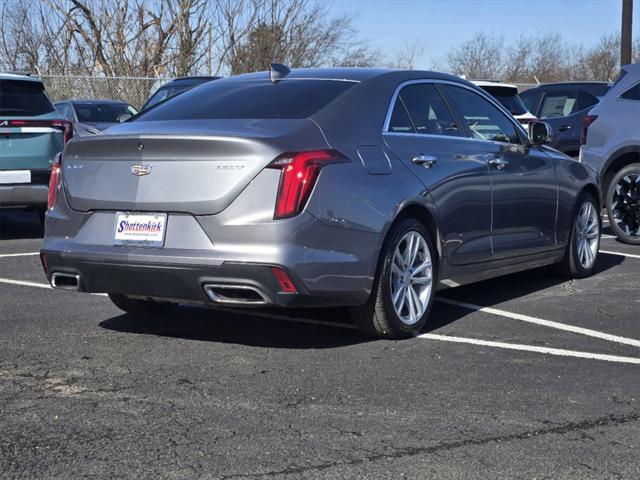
[268,150,346,219]
[581,115,598,145]
[6,119,73,144]
[48,154,62,210]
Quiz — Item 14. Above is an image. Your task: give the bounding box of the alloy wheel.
[575,200,599,269]
[611,173,640,238]
[390,231,433,326]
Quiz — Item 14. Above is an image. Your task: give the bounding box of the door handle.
[487,156,509,170]
[558,125,571,132]
[411,154,437,168]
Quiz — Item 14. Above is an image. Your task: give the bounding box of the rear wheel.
[350,218,436,339]
[108,293,177,316]
[555,192,600,278]
[606,163,640,245]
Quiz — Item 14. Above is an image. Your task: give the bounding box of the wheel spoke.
[412,259,432,275]
[412,274,432,285]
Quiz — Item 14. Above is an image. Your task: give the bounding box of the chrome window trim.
[382,78,529,143]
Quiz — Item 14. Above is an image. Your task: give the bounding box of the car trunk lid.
[62,119,329,215]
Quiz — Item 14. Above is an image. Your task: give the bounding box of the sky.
[330,0,634,68]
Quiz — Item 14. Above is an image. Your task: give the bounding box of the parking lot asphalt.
[1,209,639,479]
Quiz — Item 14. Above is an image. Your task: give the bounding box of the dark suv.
[520,82,610,158]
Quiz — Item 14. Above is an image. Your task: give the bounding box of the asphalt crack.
[219,412,640,479]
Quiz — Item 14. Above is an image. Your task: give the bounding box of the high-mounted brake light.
[6,119,73,144]
[581,115,598,145]
[268,150,346,219]
[48,154,62,210]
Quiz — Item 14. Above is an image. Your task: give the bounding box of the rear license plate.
[114,212,167,247]
[0,170,31,184]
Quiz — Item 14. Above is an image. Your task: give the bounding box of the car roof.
[61,99,130,105]
[0,72,42,83]
[472,80,518,89]
[161,76,221,87]
[224,67,470,86]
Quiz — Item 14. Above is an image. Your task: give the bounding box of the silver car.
[42,66,601,339]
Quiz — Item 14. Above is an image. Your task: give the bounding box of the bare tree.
[447,32,505,79]
[387,40,425,70]
[219,0,377,75]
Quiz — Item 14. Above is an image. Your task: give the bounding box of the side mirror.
[528,121,553,145]
[117,113,133,123]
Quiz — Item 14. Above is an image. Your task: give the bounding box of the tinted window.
[621,83,640,100]
[137,79,355,120]
[74,103,136,123]
[480,86,528,116]
[395,84,460,136]
[443,85,520,144]
[539,92,578,118]
[578,91,599,110]
[142,86,190,110]
[388,99,415,133]
[0,80,54,116]
[519,90,540,114]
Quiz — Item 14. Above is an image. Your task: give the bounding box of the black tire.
[108,293,177,316]
[350,218,437,339]
[555,192,601,278]
[606,163,640,245]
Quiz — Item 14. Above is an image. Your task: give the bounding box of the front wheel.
[555,192,600,278]
[108,293,177,316]
[350,218,437,339]
[606,163,640,245]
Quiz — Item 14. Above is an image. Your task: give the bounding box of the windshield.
[0,80,55,116]
[74,103,137,123]
[136,79,356,121]
[142,86,190,110]
[480,86,528,116]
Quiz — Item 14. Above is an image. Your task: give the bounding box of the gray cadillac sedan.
[41,66,601,339]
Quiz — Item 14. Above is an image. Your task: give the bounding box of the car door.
[440,84,558,259]
[382,81,493,265]
[536,89,586,155]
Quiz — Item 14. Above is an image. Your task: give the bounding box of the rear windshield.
[74,103,137,123]
[142,85,190,110]
[480,85,528,116]
[136,79,355,121]
[0,79,55,116]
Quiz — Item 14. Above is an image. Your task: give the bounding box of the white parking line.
[420,334,640,365]
[600,250,640,259]
[0,252,40,259]
[0,277,107,296]
[0,275,638,365]
[0,277,51,289]
[437,297,640,349]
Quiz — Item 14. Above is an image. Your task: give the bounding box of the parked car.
[473,81,537,125]
[580,64,640,244]
[54,99,138,136]
[41,66,601,339]
[0,73,71,219]
[140,76,220,111]
[521,82,611,158]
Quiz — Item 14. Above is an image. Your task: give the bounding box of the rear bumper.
[0,169,50,207]
[0,184,48,207]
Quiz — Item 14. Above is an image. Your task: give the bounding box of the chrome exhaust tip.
[51,272,80,291]
[203,284,271,305]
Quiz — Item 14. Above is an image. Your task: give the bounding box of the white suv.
[580,63,640,244]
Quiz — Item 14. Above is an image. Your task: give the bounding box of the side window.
[442,85,520,144]
[520,90,540,115]
[578,91,599,110]
[620,83,640,100]
[395,84,461,137]
[388,99,415,133]
[63,104,75,121]
[539,92,578,118]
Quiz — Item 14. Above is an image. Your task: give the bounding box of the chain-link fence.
[38,74,540,110]
[40,75,172,110]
